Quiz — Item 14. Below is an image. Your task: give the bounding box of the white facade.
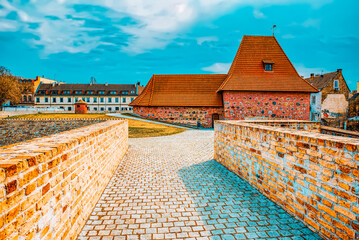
[310,92,321,121]
[35,95,136,113]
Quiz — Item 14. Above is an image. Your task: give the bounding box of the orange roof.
[217,35,318,92]
[129,74,226,107]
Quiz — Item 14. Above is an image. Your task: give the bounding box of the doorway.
[212,113,219,128]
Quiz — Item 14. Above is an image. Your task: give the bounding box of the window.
[86,97,90,103]
[130,91,135,94]
[75,91,82,94]
[23,96,27,102]
[264,64,273,71]
[100,107,104,111]
[82,97,85,101]
[122,91,128,95]
[68,107,72,111]
[45,97,48,103]
[52,97,56,103]
[36,97,40,103]
[108,107,112,111]
[130,97,135,102]
[110,91,116,95]
[115,97,119,103]
[40,90,46,94]
[28,96,32,102]
[115,107,119,111]
[51,91,58,94]
[311,95,316,105]
[67,97,71,103]
[100,97,104,103]
[94,107,97,111]
[93,97,97,103]
[334,80,339,90]
[75,97,78,102]
[63,90,70,94]
[60,97,64,103]
[122,97,126,103]
[99,91,105,95]
[108,97,112,103]
[87,91,94,94]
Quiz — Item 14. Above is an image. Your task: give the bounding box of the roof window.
[263,60,274,71]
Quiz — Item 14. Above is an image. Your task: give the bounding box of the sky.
[0,0,358,90]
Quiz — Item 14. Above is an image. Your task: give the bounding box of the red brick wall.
[133,106,223,128]
[223,91,311,120]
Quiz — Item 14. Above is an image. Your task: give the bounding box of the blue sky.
[0,0,358,90]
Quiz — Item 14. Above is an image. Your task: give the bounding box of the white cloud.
[202,62,231,73]
[294,63,326,78]
[0,0,333,55]
[253,9,266,19]
[282,34,295,39]
[196,36,218,45]
[302,18,321,28]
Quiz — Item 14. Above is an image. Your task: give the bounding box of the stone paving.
[78,130,322,240]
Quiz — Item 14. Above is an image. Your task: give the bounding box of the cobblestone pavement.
[78,130,322,240]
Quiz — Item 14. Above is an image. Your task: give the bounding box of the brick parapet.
[214,120,359,239]
[0,120,128,239]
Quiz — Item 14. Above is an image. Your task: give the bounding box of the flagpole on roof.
[271,25,277,36]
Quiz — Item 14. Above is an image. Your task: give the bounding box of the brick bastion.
[0,120,128,239]
[214,120,359,239]
[0,119,121,147]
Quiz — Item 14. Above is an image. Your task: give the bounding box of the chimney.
[52,82,55,87]
[310,73,314,79]
[337,69,342,73]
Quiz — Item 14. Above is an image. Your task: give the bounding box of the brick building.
[306,69,350,117]
[130,35,318,127]
[35,83,144,112]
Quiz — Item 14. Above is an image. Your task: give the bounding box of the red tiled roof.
[305,71,338,90]
[129,74,226,107]
[217,36,318,92]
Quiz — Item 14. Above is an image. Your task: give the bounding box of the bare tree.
[0,66,21,110]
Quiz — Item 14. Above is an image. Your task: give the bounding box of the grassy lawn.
[6,113,186,138]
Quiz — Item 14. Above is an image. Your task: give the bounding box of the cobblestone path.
[78,130,322,240]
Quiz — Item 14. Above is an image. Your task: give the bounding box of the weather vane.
[271,25,277,36]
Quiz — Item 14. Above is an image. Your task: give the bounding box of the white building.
[35,82,143,113]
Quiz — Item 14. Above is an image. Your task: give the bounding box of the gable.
[217,36,318,93]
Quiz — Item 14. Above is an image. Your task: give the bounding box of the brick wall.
[223,91,311,120]
[321,71,350,102]
[133,106,223,128]
[0,119,117,147]
[0,120,128,240]
[214,120,359,239]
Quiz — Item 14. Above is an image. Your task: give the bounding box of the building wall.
[322,94,348,117]
[133,106,224,128]
[214,120,359,240]
[35,95,136,112]
[321,72,350,102]
[0,120,128,240]
[310,92,322,121]
[223,91,311,120]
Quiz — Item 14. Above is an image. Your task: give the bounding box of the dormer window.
[333,80,339,91]
[263,60,274,71]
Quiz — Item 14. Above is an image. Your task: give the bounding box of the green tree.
[0,66,21,110]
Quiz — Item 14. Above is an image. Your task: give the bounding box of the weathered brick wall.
[133,106,223,128]
[321,72,350,102]
[214,120,359,240]
[223,91,311,120]
[0,120,128,240]
[0,119,117,147]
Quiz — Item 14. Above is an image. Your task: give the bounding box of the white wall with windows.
[35,96,135,113]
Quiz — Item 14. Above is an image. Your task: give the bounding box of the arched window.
[23,95,27,102]
[28,96,32,102]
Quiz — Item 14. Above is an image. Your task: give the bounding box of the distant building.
[131,35,318,127]
[35,82,144,112]
[306,69,350,118]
